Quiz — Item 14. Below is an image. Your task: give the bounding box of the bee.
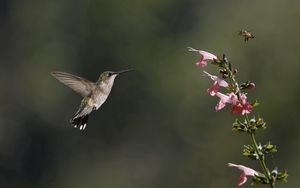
[239,30,254,42]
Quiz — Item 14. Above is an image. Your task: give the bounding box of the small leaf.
[212,58,221,65]
[251,99,260,107]
[228,62,232,71]
[232,119,247,132]
[243,145,259,160]
[256,117,267,129]
[262,142,277,154]
[252,174,269,185]
[277,170,288,182]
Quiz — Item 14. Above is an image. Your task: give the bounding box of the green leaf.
[243,145,259,160]
[252,174,269,185]
[256,117,267,129]
[277,170,288,182]
[251,99,260,107]
[262,142,277,154]
[232,119,247,132]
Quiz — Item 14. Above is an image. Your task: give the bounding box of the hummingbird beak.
[115,69,133,75]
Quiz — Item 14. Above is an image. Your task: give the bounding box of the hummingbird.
[51,69,132,130]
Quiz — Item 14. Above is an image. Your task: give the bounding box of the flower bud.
[271,168,278,178]
[240,81,255,90]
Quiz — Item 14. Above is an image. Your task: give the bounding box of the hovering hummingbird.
[51,69,132,130]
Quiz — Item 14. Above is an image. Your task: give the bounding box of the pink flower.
[230,93,253,115]
[228,163,258,186]
[188,47,217,67]
[215,92,253,115]
[215,92,238,111]
[203,71,229,96]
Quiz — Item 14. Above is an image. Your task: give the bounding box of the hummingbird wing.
[51,71,96,97]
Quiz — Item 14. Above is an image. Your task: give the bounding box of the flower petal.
[228,163,257,176]
[199,50,217,60]
[207,81,220,96]
[238,172,247,186]
[203,71,229,87]
[196,60,207,67]
[228,163,258,186]
[188,47,217,68]
[218,79,229,87]
[203,71,218,81]
[216,92,238,104]
[215,100,226,111]
[230,93,253,115]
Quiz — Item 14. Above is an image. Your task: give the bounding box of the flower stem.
[225,62,275,188]
[245,115,275,188]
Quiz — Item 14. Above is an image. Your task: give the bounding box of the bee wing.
[51,71,96,97]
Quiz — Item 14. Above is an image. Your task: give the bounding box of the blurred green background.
[0,0,299,187]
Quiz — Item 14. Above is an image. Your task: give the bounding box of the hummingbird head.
[97,69,132,85]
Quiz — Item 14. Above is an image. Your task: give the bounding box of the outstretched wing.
[51,71,96,97]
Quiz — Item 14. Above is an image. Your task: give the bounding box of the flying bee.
[239,30,254,42]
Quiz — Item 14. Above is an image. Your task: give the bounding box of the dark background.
[0,0,299,187]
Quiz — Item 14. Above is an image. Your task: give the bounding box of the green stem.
[245,115,275,188]
[225,63,275,188]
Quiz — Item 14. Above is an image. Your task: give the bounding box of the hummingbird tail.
[70,115,89,130]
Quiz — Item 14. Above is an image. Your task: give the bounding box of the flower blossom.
[188,47,217,67]
[203,71,229,96]
[215,92,253,115]
[230,93,253,115]
[228,163,258,186]
[215,92,238,111]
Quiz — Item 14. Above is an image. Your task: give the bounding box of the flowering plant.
[188,47,288,187]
